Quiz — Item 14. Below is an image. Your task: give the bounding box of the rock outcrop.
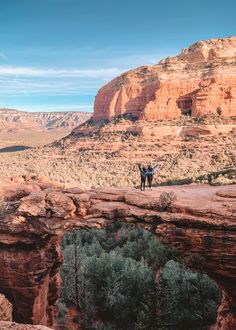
[93,37,236,121]
[0,178,235,329]
[0,109,91,131]
[0,322,52,330]
[0,294,12,322]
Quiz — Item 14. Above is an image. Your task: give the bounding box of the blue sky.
[0,0,235,112]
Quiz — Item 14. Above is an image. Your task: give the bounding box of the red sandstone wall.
[93,37,236,121]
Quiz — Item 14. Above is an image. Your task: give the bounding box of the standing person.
[146,163,158,191]
[137,164,147,191]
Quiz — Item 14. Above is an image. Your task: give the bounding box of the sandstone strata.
[0,294,12,322]
[94,37,236,121]
[0,322,52,330]
[0,109,91,131]
[0,178,235,329]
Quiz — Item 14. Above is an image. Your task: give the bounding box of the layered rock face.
[0,294,12,322]
[0,178,235,329]
[0,322,52,330]
[0,109,91,131]
[94,37,236,121]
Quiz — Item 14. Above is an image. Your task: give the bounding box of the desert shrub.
[0,199,7,217]
[158,191,177,211]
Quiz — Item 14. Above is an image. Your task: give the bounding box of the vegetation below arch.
[59,223,221,330]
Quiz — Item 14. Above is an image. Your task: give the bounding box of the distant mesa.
[93,36,236,121]
[0,108,91,131]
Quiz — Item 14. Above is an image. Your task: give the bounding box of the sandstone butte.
[93,36,236,121]
[0,177,235,329]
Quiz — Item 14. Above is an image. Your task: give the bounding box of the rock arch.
[0,180,236,329]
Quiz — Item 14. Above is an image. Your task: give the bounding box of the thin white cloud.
[35,105,92,111]
[0,80,100,96]
[0,66,123,78]
[0,52,8,61]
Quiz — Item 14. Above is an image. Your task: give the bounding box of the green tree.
[159,260,221,329]
[60,227,221,330]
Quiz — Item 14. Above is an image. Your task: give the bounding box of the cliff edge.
[0,178,235,329]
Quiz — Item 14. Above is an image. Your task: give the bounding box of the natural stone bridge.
[0,178,236,329]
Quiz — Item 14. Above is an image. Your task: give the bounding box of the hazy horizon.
[0,0,235,113]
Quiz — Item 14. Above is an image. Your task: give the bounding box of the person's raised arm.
[137,163,142,173]
[152,164,159,172]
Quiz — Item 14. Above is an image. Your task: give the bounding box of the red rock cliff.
[0,294,12,322]
[0,179,236,329]
[93,37,236,121]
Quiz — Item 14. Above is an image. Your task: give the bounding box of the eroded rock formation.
[0,178,235,329]
[0,321,52,330]
[0,294,12,322]
[0,108,91,131]
[93,37,236,121]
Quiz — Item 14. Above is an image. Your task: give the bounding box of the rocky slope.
[94,36,236,120]
[0,177,235,329]
[0,115,235,188]
[0,108,91,131]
